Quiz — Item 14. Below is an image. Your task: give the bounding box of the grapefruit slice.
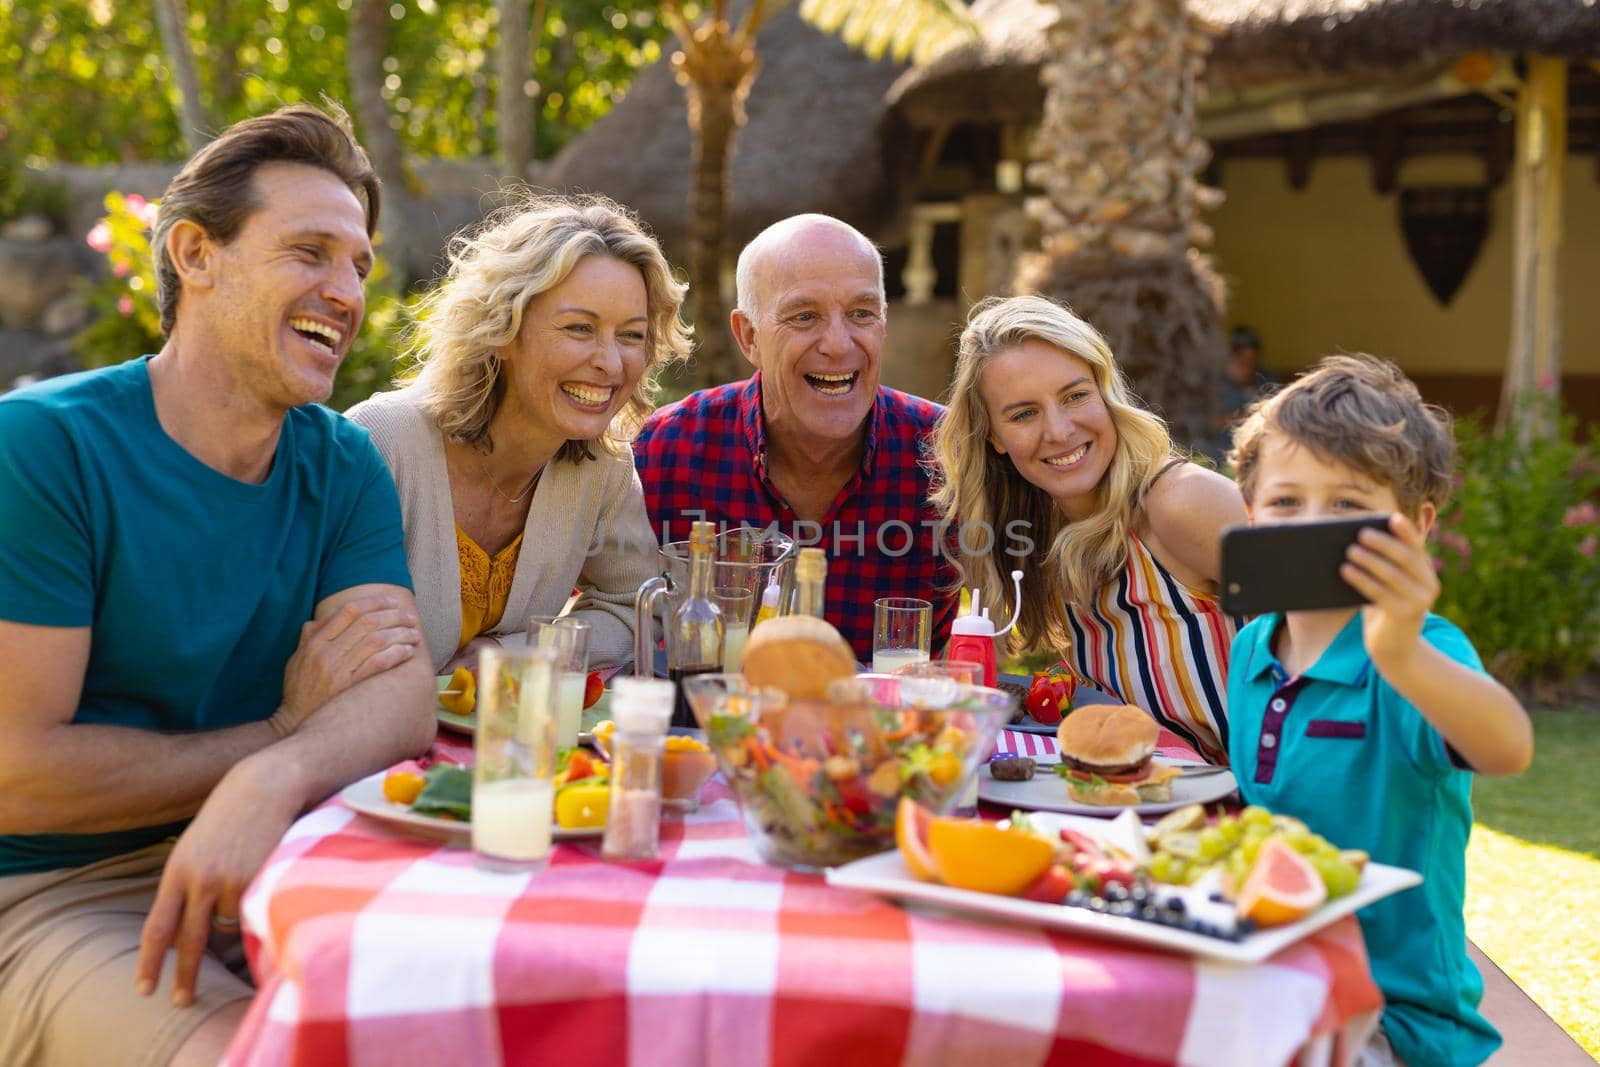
[895,797,939,881]
[1235,837,1328,926]
[927,816,1055,896]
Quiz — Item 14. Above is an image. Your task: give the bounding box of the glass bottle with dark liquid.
[669,520,724,727]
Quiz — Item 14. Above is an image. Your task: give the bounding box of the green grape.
[1241,805,1272,831]
[1225,850,1252,884]
[1239,834,1266,865]
[1217,817,1244,844]
[1149,852,1174,882]
[1166,857,1190,885]
[1284,830,1318,854]
[1309,855,1361,898]
[1197,827,1229,860]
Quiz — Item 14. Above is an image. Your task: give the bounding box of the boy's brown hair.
[1228,353,1456,518]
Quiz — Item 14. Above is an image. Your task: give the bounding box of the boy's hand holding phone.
[1340,513,1442,678]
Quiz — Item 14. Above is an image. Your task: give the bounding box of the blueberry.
[1138,905,1161,922]
[1108,901,1138,918]
[1208,892,1228,904]
[1128,886,1150,905]
[1065,890,1089,908]
[1103,884,1129,903]
[1086,896,1108,913]
[1164,897,1187,916]
[1236,918,1257,936]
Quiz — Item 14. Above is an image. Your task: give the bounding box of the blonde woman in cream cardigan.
[348,195,692,672]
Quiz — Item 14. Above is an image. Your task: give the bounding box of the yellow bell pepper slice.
[439,667,475,715]
[554,782,611,829]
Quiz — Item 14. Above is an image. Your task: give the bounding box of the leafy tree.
[658,0,977,386]
[0,0,665,172]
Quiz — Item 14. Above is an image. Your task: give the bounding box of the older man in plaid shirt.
[634,214,958,663]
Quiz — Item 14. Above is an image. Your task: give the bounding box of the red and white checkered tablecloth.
[224,749,1379,1067]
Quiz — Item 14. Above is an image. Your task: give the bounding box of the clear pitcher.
[633,526,798,677]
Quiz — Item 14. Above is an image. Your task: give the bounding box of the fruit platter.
[825,800,1420,963]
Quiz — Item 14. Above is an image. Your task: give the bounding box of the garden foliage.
[1432,400,1600,684]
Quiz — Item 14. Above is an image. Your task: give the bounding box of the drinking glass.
[872,598,931,674]
[713,588,755,672]
[472,646,559,871]
[894,658,984,708]
[527,615,591,749]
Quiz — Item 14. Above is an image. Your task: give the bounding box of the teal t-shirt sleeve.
[0,399,96,626]
[1392,615,1486,774]
[314,432,414,604]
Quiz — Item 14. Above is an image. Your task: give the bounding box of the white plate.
[339,770,602,844]
[979,759,1238,816]
[825,812,1421,964]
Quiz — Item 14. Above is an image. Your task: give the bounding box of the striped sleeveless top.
[1063,534,1242,764]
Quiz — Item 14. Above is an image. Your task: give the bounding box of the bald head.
[735,214,884,323]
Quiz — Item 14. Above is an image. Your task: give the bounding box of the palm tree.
[152,0,212,151]
[1018,0,1225,449]
[661,0,976,386]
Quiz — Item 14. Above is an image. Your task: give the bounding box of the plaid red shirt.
[633,374,958,663]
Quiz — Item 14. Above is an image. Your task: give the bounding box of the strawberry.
[583,670,605,709]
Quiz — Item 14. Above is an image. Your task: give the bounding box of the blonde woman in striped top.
[931,295,1247,763]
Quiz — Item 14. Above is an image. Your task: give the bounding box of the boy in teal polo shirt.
[1225,355,1532,1067]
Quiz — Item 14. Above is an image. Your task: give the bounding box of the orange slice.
[1235,837,1328,926]
[927,816,1055,896]
[895,797,939,881]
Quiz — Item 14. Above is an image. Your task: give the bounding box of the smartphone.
[1220,515,1393,615]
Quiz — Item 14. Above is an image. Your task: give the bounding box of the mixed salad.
[705,701,985,868]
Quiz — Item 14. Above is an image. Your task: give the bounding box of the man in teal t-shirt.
[0,107,436,1067]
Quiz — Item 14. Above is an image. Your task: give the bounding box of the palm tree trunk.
[1020,0,1224,449]
[670,9,760,388]
[348,0,423,284]
[152,0,211,152]
[498,0,532,178]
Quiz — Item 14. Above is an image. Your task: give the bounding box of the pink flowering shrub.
[1432,397,1600,683]
[74,192,163,364]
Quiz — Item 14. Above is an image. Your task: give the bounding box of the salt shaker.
[601,677,674,861]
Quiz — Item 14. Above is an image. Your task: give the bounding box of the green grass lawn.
[1465,708,1600,1059]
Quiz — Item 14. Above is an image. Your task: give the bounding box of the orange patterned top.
[456,524,524,654]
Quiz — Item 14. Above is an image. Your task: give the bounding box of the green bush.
[1432,399,1600,684]
[72,191,410,412]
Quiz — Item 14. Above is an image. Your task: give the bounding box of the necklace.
[475,449,542,505]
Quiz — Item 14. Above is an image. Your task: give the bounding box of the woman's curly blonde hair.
[403,193,692,463]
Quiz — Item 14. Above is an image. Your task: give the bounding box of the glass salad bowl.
[682,673,1015,869]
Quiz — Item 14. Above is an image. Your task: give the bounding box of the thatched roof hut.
[538,4,910,258]
[888,0,1600,129]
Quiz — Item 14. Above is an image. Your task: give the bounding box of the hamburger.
[1054,704,1180,806]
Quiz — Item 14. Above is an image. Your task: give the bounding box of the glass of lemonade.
[472,645,559,871]
[527,615,590,750]
[713,587,755,672]
[872,597,931,674]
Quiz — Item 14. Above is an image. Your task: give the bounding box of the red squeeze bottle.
[944,570,1024,688]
